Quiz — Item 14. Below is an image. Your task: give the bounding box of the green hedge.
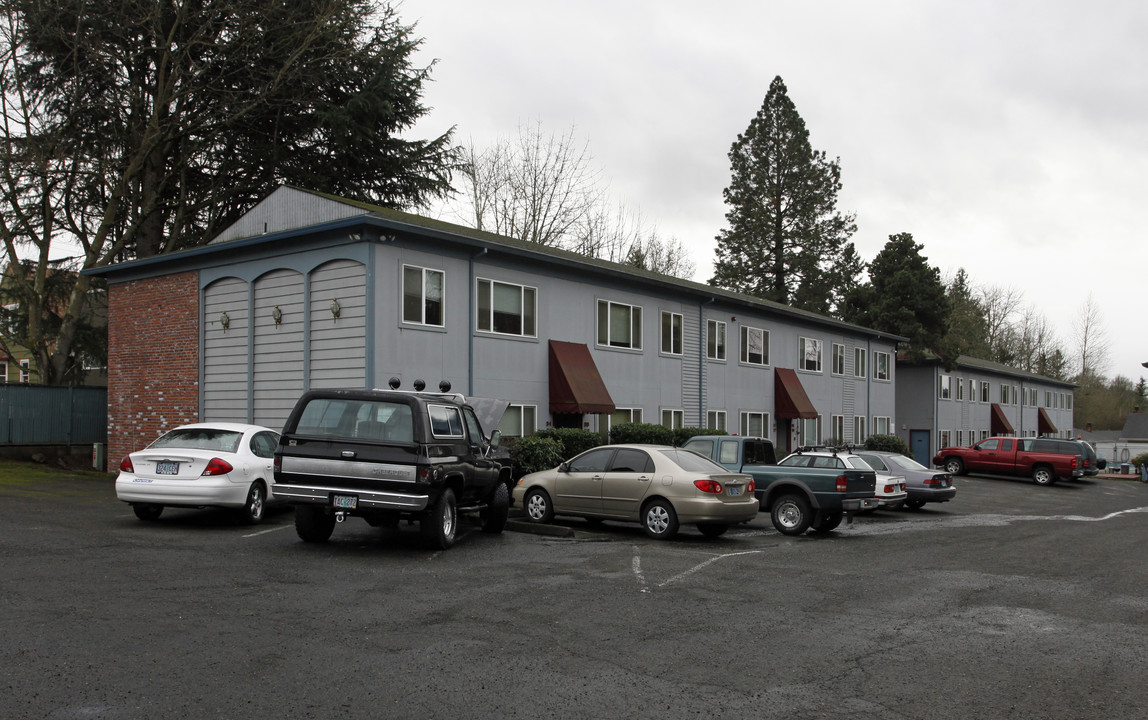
[534,428,603,458]
[863,434,910,455]
[607,423,726,446]
[506,435,565,479]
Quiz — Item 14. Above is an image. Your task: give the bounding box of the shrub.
[507,435,564,479]
[864,434,910,455]
[1132,453,1148,471]
[608,422,673,445]
[534,427,602,459]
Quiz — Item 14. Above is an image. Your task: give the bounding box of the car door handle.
[638,476,650,482]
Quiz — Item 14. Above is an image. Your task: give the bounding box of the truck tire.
[810,510,843,533]
[944,458,964,475]
[480,483,510,533]
[295,505,335,543]
[421,488,457,549]
[771,493,813,536]
[1032,465,1056,486]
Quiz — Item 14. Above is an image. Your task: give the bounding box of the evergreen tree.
[711,76,861,315]
[941,268,991,360]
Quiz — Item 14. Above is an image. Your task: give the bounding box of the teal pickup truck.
[681,436,878,535]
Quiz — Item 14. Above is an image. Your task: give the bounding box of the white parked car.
[778,446,906,511]
[115,423,281,524]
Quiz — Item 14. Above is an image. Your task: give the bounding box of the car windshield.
[660,449,729,474]
[885,454,929,471]
[150,428,243,453]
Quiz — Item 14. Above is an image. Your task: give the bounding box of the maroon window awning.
[990,403,1015,435]
[775,368,818,420]
[1037,407,1058,435]
[548,340,616,415]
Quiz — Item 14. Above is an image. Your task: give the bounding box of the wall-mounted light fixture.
[330,298,341,320]
[220,311,230,331]
[271,305,282,326]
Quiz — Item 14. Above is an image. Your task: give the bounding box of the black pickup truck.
[273,387,512,549]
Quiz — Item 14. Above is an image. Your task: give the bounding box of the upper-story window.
[938,374,952,400]
[831,344,845,375]
[980,381,990,403]
[740,326,769,366]
[661,311,683,355]
[956,377,966,401]
[19,359,30,383]
[597,300,642,350]
[477,278,536,337]
[873,351,890,381]
[799,337,822,372]
[402,265,444,326]
[707,319,726,361]
[853,347,866,378]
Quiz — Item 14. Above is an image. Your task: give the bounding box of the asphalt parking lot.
[3,470,1147,720]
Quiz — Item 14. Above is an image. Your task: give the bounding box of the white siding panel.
[203,278,250,422]
[254,269,304,428]
[309,260,366,389]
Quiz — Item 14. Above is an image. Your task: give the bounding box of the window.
[497,404,537,437]
[872,416,891,436]
[939,429,952,449]
[739,411,769,438]
[853,347,866,378]
[611,449,653,473]
[597,300,642,350]
[873,351,890,381]
[853,416,867,443]
[477,279,536,336]
[799,337,822,372]
[799,416,823,446]
[968,379,977,402]
[831,415,844,444]
[706,319,726,360]
[1045,390,1052,408]
[19,359,30,383]
[660,311,683,355]
[938,374,952,400]
[832,344,845,375]
[980,382,990,403]
[706,410,726,432]
[402,265,444,326]
[956,429,965,447]
[428,405,465,438]
[740,326,769,366]
[0,361,6,382]
[956,378,966,401]
[1066,394,1073,410]
[979,429,989,441]
[661,409,684,429]
[1000,384,1012,405]
[609,407,643,430]
[568,448,613,473]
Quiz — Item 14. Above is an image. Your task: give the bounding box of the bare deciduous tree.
[1072,292,1111,380]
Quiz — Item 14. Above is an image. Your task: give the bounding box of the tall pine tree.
[711,76,861,315]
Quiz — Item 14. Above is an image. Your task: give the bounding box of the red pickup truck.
[933,436,1083,486]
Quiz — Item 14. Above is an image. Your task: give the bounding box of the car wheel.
[240,482,266,525]
[1032,465,1056,486]
[421,488,457,550]
[944,458,964,475]
[642,499,679,540]
[132,503,163,521]
[480,483,510,534]
[810,510,843,533]
[904,499,925,510]
[696,523,728,538]
[770,493,813,536]
[294,505,336,543]
[523,488,554,524]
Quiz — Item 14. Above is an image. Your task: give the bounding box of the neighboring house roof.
[85,186,908,345]
[1120,413,1148,441]
[897,353,1077,389]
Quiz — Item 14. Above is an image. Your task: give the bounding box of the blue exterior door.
[911,430,931,467]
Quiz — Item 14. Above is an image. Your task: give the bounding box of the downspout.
[701,297,715,427]
[468,248,488,395]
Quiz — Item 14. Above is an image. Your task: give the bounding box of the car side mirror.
[489,430,501,448]
[558,462,569,473]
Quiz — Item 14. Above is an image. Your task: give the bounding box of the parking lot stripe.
[242,525,293,539]
[659,550,763,588]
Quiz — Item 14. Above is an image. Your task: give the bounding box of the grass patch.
[0,459,112,488]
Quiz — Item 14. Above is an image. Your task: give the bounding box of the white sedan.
[115,423,280,524]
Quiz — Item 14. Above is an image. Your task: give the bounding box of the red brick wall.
[107,272,200,466]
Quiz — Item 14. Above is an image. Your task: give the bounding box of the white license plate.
[332,494,357,509]
[155,461,179,475]
[727,485,742,496]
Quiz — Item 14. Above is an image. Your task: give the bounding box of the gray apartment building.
[92,186,905,462]
[895,355,1077,466]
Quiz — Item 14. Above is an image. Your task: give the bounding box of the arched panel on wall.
[253,269,305,428]
[309,259,366,389]
[203,277,249,422]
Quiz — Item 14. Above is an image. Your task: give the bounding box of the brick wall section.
[107,271,200,465]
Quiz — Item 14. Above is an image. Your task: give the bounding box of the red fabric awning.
[1037,407,1058,435]
[990,403,1015,435]
[775,368,818,420]
[548,340,616,415]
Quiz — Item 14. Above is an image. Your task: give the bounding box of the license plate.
[332,494,358,510]
[155,461,179,475]
[727,485,742,496]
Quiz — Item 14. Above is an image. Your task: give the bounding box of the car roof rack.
[794,444,856,456]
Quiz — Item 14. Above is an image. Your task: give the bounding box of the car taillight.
[1071,457,1077,469]
[747,480,755,493]
[884,484,894,493]
[201,458,233,476]
[836,475,848,492]
[694,479,724,494]
[119,456,134,473]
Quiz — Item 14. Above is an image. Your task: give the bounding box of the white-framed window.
[402,265,444,326]
[740,326,769,366]
[706,410,727,431]
[956,429,966,447]
[831,344,845,375]
[831,415,845,444]
[956,377,966,401]
[873,351,890,381]
[1000,384,1012,405]
[477,278,536,337]
[19,359,30,383]
[660,311,683,355]
[853,347,866,378]
[938,374,952,400]
[968,379,977,403]
[428,404,465,438]
[980,382,990,403]
[597,300,642,350]
[706,319,726,361]
[740,411,769,438]
[609,407,643,430]
[873,416,891,436]
[497,404,537,437]
[799,415,823,446]
[853,416,867,443]
[799,337,823,372]
[1066,393,1073,410]
[661,409,684,429]
[0,361,7,382]
[939,429,952,449]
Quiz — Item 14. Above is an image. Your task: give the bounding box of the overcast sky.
[401,0,1146,381]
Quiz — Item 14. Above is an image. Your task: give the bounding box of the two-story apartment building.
[896,355,1076,466]
[89,186,906,463]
